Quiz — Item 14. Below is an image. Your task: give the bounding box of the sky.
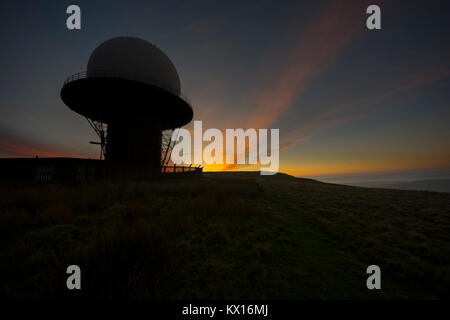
[1,0,450,183]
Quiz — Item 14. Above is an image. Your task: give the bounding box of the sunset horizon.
[1,0,449,185]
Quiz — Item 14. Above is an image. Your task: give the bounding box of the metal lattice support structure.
[161,128,179,168]
[86,117,107,160]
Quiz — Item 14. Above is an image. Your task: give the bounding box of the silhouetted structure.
[61,37,193,174]
[0,37,198,184]
[0,158,202,185]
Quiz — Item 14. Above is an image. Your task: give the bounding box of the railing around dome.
[63,70,193,107]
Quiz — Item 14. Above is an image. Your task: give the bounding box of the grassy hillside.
[1,172,449,299]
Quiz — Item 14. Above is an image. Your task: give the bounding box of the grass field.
[1,172,449,299]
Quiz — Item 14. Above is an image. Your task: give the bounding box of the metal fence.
[162,165,202,174]
[0,158,203,184]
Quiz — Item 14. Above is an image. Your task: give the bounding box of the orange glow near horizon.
[202,158,450,179]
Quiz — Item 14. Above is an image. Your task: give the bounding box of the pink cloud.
[0,127,92,158]
[246,0,368,129]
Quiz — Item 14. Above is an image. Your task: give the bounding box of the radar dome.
[87,36,181,95]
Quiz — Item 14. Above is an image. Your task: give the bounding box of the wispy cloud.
[0,127,90,158]
[317,62,450,121]
[246,0,366,129]
[282,66,448,145]
[277,66,450,156]
[204,0,367,172]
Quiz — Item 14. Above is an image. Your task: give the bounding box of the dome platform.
[61,71,193,129]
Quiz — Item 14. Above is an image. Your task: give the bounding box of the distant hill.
[348,179,450,193]
[383,179,450,193]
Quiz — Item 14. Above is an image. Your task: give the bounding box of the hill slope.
[348,179,450,193]
[1,172,449,299]
[382,179,450,193]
